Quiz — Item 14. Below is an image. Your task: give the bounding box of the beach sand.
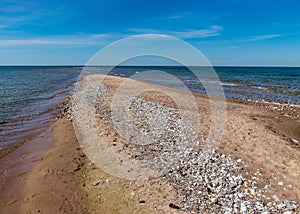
[0,75,299,213]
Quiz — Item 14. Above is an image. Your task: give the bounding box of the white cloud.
[0,26,223,48]
[166,15,183,19]
[161,11,196,20]
[0,34,111,47]
[246,34,283,42]
[129,26,223,39]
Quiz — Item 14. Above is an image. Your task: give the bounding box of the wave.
[220,82,239,87]
[250,86,268,90]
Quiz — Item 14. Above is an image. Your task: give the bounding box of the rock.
[272,195,280,201]
[169,203,180,209]
[249,202,254,208]
[93,181,100,186]
[237,159,242,163]
[224,207,232,214]
[229,183,237,189]
[284,200,294,210]
[73,166,81,172]
[240,202,247,213]
[70,81,300,213]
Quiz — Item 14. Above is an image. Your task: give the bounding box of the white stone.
[240,202,247,213]
[272,195,280,201]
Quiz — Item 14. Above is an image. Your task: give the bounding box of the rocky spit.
[64,80,299,213]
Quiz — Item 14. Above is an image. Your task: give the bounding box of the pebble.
[273,195,280,201]
[93,181,101,186]
[240,202,247,213]
[69,80,300,213]
[284,200,294,210]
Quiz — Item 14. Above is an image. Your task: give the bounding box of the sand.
[0,75,299,213]
[99,75,300,201]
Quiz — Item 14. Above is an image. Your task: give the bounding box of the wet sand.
[0,75,299,213]
[0,126,53,212]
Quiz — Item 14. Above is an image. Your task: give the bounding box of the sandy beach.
[0,75,299,213]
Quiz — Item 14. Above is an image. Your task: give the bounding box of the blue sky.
[0,0,300,66]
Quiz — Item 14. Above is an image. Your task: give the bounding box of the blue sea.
[108,66,300,104]
[0,66,81,154]
[0,66,299,154]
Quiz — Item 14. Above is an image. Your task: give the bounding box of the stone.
[169,203,180,209]
[93,181,100,186]
[69,82,300,213]
[240,202,247,213]
[284,200,294,210]
[272,195,280,201]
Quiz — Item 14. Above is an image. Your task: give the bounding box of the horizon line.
[1,64,300,68]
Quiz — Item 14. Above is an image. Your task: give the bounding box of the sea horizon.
[1,65,300,68]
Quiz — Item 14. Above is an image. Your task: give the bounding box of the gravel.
[68,80,299,213]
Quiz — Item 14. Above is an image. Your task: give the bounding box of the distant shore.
[0,75,299,213]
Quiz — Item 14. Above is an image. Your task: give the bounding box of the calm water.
[0,66,81,153]
[0,66,299,153]
[108,66,300,104]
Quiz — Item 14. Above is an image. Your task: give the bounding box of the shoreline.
[0,75,299,212]
[0,125,53,212]
[1,74,299,161]
[0,91,73,159]
[0,94,74,212]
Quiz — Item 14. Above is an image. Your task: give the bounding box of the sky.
[0,0,300,66]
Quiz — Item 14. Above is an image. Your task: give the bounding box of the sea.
[0,66,299,155]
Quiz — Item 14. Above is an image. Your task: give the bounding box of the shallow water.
[107,66,300,104]
[0,66,81,153]
[0,66,299,154]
